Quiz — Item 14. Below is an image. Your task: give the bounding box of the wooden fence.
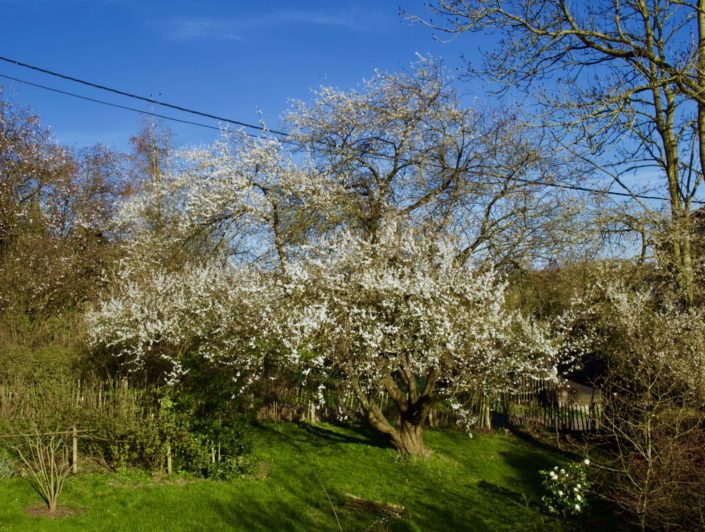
[0,425,182,476]
[1,377,603,441]
[254,377,603,433]
[488,377,603,432]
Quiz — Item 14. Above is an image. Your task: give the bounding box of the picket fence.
[256,377,603,433]
[0,377,602,443]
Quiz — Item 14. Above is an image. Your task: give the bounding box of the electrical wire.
[0,73,221,131]
[0,55,289,137]
[1,55,702,205]
[0,73,296,144]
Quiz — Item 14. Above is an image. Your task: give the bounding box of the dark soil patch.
[24,502,84,518]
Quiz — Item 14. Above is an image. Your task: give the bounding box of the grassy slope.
[0,423,574,531]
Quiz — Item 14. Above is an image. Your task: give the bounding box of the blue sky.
[0,0,477,150]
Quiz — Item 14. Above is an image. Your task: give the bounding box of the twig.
[0,429,92,439]
[315,473,343,532]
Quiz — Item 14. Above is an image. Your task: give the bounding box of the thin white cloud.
[165,17,244,42]
[160,9,386,42]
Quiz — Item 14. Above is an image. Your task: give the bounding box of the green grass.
[0,423,606,531]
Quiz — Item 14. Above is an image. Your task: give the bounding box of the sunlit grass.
[0,423,603,531]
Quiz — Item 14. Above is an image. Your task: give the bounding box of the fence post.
[166,441,173,475]
[72,426,78,474]
[481,399,491,429]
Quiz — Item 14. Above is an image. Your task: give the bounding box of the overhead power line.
[0,73,297,145]
[500,175,689,202]
[0,55,702,205]
[0,54,289,137]
[0,73,221,132]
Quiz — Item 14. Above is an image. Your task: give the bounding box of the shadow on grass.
[248,423,594,530]
[510,428,583,460]
[298,422,391,449]
[408,482,549,531]
[476,479,534,507]
[209,496,324,531]
[254,420,392,452]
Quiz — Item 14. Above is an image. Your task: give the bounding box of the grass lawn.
[0,423,611,531]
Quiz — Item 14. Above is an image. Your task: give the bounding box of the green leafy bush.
[0,378,257,477]
[0,446,17,479]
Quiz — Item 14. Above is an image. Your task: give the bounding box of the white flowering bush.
[540,459,591,518]
[557,277,705,528]
[86,261,272,388]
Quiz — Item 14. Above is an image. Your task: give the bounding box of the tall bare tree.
[418,0,705,301]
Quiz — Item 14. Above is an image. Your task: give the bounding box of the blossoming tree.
[557,278,705,527]
[115,131,329,272]
[278,225,559,455]
[113,59,579,274]
[86,60,566,456]
[287,57,579,266]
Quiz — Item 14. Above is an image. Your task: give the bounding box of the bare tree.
[417,0,705,301]
[13,430,73,514]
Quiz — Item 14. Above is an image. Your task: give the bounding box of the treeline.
[0,94,123,370]
[0,98,257,481]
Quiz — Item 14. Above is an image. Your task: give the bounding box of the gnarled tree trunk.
[361,403,431,456]
[394,418,428,456]
[352,370,436,456]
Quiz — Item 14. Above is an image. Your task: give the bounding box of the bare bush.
[13,430,72,513]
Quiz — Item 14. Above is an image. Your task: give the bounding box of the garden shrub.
[0,445,17,479]
[560,279,705,529]
[539,460,591,518]
[0,378,256,476]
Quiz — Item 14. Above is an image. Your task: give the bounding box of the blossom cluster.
[114,130,332,268]
[557,278,705,402]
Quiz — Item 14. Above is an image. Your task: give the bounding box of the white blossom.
[275,223,560,425]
